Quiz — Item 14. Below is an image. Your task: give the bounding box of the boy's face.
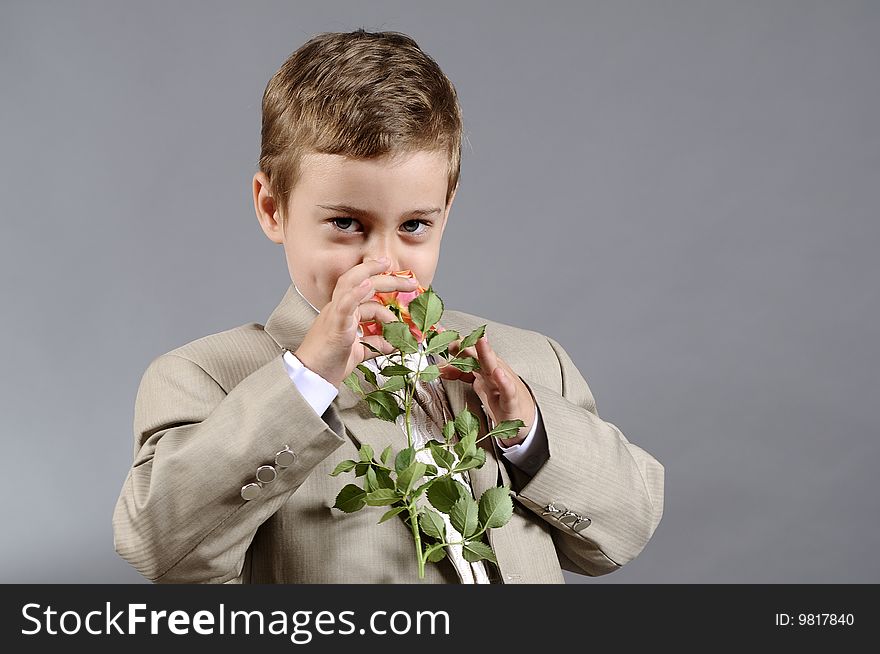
[254,149,456,311]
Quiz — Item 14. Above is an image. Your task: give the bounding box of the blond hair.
[258,29,463,227]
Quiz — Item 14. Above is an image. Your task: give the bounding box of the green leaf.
[366,390,402,422]
[364,466,395,492]
[442,421,456,443]
[343,373,363,396]
[426,546,447,563]
[412,477,437,499]
[458,324,487,350]
[478,486,514,530]
[454,430,477,459]
[462,540,497,564]
[453,448,486,473]
[396,461,427,495]
[380,444,393,465]
[365,489,401,506]
[428,441,455,470]
[329,459,357,476]
[333,484,366,513]
[419,508,447,540]
[395,447,415,474]
[486,419,526,441]
[378,506,407,524]
[364,466,378,492]
[374,467,395,490]
[382,322,419,354]
[426,477,469,514]
[425,330,459,354]
[454,410,480,440]
[449,496,479,538]
[380,375,406,393]
[408,287,444,334]
[380,364,414,377]
[418,365,441,382]
[359,443,374,463]
[355,364,378,389]
[449,356,480,373]
[354,462,370,477]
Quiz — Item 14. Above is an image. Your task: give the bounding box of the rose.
[359,270,443,342]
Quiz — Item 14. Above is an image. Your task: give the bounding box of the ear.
[253,171,284,244]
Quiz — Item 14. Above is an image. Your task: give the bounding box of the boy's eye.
[331,217,357,232]
[401,219,430,235]
[329,217,431,237]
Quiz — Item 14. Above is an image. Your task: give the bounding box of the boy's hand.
[438,333,535,447]
[294,258,421,388]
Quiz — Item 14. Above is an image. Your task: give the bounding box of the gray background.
[1,0,877,584]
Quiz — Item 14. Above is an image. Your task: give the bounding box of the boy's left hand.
[437,332,534,447]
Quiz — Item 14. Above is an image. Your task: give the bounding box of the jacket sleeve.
[507,336,665,577]
[112,352,347,583]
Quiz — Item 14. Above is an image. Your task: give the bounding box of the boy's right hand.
[293,257,421,388]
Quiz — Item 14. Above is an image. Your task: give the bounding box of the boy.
[112,29,664,583]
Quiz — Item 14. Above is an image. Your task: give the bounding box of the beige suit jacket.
[113,283,665,583]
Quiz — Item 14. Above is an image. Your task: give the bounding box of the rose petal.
[359,320,384,337]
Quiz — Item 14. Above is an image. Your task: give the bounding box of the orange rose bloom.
[359,270,442,343]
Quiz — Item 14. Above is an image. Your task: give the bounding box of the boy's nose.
[367,254,398,270]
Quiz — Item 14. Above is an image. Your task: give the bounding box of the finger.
[438,363,475,383]
[494,368,519,412]
[370,271,420,293]
[475,335,498,378]
[356,257,393,281]
[357,301,397,325]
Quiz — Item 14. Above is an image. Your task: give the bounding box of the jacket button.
[240,482,262,501]
[559,512,579,527]
[573,517,592,532]
[542,502,566,516]
[275,447,296,468]
[256,465,277,483]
